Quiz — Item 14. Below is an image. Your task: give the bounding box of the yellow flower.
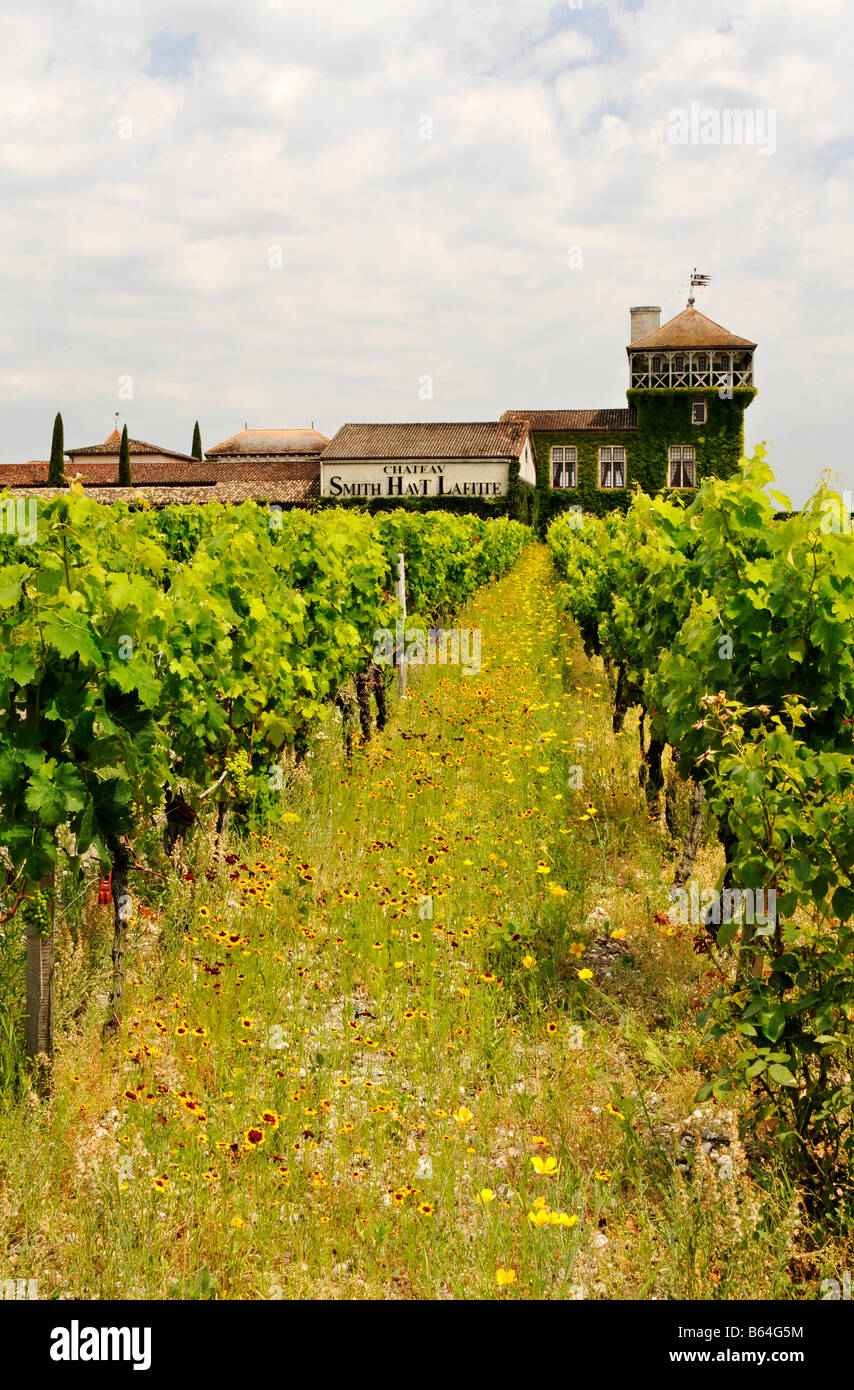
[496,1268,517,1286]
[453,1106,473,1125]
[281,812,300,823]
[535,862,551,875]
[547,883,568,897]
[530,1155,559,1175]
[521,955,536,969]
[607,1103,625,1120]
[528,1207,552,1226]
[549,1212,578,1227]
[576,968,593,981]
[595,1170,612,1182]
[230,1216,246,1228]
[476,1188,496,1205]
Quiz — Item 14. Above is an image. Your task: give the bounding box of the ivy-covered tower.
[503,295,757,529]
[626,297,757,488]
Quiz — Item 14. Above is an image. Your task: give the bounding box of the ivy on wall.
[532,388,755,533]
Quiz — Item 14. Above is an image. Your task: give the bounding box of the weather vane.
[686,268,710,307]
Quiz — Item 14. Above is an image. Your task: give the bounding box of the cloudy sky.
[1,0,851,502]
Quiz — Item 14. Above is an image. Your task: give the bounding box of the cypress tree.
[191,420,203,460]
[47,412,64,487]
[118,424,132,486]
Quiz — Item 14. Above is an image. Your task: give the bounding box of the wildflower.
[607,1103,625,1120]
[522,955,535,969]
[244,1127,266,1148]
[530,1156,558,1175]
[417,1202,434,1216]
[496,1269,517,1286]
[453,1106,473,1125]
[528,1207,552,1226]
[547,884,568,897]
[535,862,551,875]
[549,1212,578,1227]
[595,1171,612,1182]
[546,1021,558,1035]
[230,1216,246,1228]
[576,968,593,981]
[476,1189,496,1205]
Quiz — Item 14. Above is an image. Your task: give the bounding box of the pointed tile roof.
[627,305,756,351]
[67,431,197,462]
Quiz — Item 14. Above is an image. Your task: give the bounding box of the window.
[550,445,577,488]
[696,354,708,371]
[599,446,626,488]
[652,356,661,373]
[674,355,684,372]
[669,445,696,488]
[692,397,707,425]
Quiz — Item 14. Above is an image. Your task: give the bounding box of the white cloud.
[0,0,850,499]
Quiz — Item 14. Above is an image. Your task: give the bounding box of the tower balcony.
[628,348,754,391]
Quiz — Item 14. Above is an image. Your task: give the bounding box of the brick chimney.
[629,306,661,342]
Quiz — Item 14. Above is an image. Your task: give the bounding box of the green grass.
[0,543,847,1299]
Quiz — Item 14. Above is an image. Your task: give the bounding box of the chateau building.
[1,299,755,519]
[320,421,535,501]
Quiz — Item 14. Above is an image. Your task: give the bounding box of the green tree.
[118,424,131,486]
[191,420,203,460]
[47,412,64,487]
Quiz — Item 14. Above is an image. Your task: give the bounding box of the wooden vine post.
[25,867,55,1081]
[396,551,407,697]
[104,832,132,1037]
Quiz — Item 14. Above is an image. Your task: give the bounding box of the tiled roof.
[501,408,639,431]
[627,307,756,351]
[0,459,319,487]
[322,421,530,460]
[207,428,329,457]
[0,476,320,507]
[67,430,198,461]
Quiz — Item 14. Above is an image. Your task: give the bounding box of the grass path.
[1,543,811,1298]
